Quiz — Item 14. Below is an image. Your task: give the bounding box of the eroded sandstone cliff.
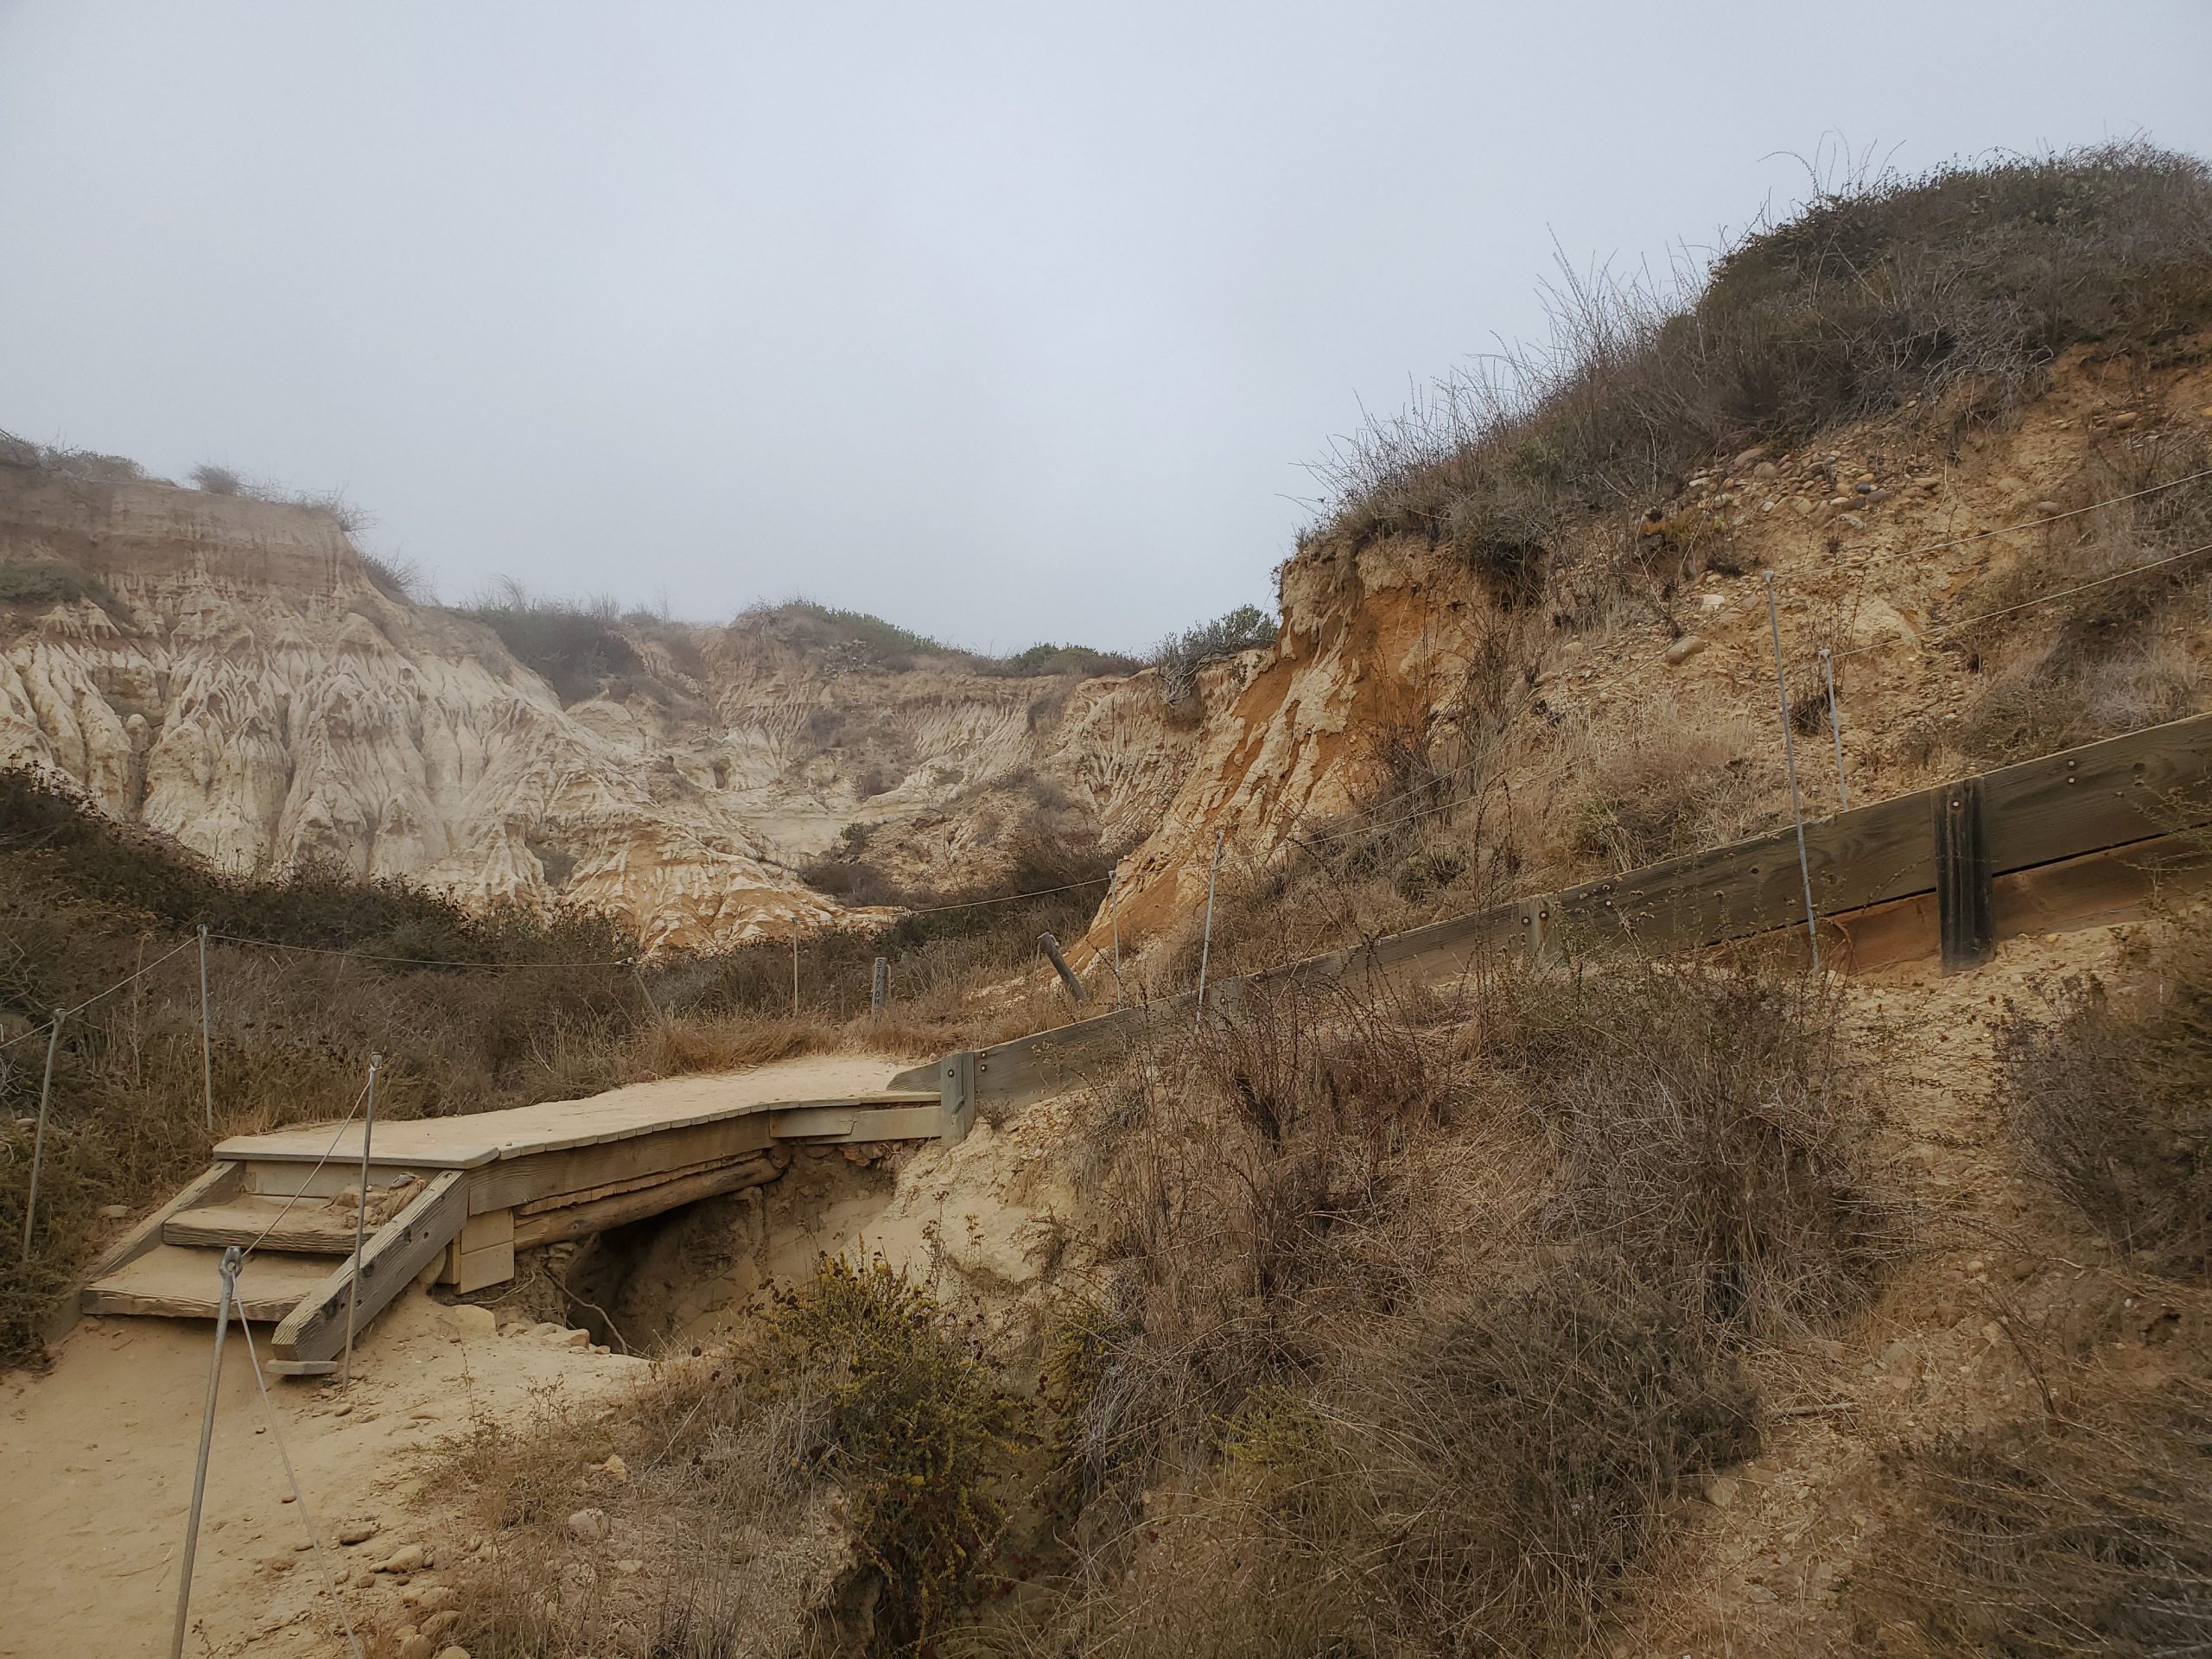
[0,462,1199,950]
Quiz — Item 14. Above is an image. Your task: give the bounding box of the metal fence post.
[1193,828,1224,1036]
[21,1008,65,1264]
[197,925,214,1133]
[1820,647,1850,810]
[1764,576,1822,972]
[170,1246,240,1659]
[1108,870,1123,1003]
[871,957,888,1019]
[341,1052,381,1386]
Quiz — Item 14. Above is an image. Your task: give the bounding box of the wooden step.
[81,1244,337,1322]
[163,1196,364,1254]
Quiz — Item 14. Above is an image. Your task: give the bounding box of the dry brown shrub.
[1852,1370,2212,1656]
[1564,707,1775,874]
[449,1260,1016,1658]
[1999,924,2212,1275]
[1477,957,1914,1335]
[626,1011,837,1079]
[1061,977,1480,1480]
[1956,434,2212,765]
[982,953,1903,1659]
[1311,143,2212,605]
[1065,1264,1757,1659]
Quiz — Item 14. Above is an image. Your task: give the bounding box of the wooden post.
[871,957,888,1019]
[791,927,800,1018]
[1936,777,1994,973]
[1039,932,1087,1003]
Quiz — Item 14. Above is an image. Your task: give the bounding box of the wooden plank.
[271,1170,467,1363]
[458,1207,514,1250]
[1936,776,1995,973]
[446,1241,514,1294]
[514,1152,782,1217]
[243,1162,439,1200]
[1993,832,2212,936]
[164,1201,358,1254]
[467,1114,774,1213]
[218,1058,934,1166]
[1549,785,1941,956]
[940,1051,976,1145]
[79,1163,239,1285]
[1728,831,2212,974]
[511,1154,784,1249]
[769,1105,856,1140]
[772,1102,946,1143]
[81,1243,334,1322]
[1983,711,2212,874]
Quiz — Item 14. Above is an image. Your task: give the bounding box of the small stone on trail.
[1706,1475,1741,1510]
[562,1328,591,1350]
[567,1507,611,1543]
[99,1204,129,1219]
[338,1522,378,1545]
[1663,635,1710,666]
[378,1544,427,1573]
[435,1648,471,1659]
[601,1454,629,1483]
[397,1634,434,1659]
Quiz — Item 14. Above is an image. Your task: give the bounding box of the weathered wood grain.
[272,1170,467,1363]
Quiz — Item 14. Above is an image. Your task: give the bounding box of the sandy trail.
[0,1291,643,1657]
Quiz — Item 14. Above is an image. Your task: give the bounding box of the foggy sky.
[3,3,2209,654]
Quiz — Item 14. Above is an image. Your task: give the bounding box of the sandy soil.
[0,1291,644,1657]
[1624,916,2211,1656]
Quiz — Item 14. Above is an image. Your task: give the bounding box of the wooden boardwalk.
[75,713,2212,1375]
[79,1055,945,1374]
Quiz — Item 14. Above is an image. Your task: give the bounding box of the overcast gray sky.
[3,3,2209,653]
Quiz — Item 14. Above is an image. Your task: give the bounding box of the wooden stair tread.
[164,1198,361,1253]
[82,1243,335,1321]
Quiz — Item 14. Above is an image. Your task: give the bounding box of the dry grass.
[444,1258,1016,1658]
[1956,434,2212,765]
[1998,924,2212,1276]
[1853,1368,2212,1656]
[1477,958,1916,1336]
[973,953,1906,1658]
[1308,143,2212,622]
[1562,707,1777,874]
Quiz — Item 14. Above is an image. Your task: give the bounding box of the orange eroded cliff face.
[1079,342,2212,972]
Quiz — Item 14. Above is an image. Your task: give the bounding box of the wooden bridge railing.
[894,711,2212,1128]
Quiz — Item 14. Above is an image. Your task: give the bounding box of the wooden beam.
[467,1113,773,1213]
[271,1169,467,1363]
[511,1154,782,1249]
[1983,710,2212,873]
